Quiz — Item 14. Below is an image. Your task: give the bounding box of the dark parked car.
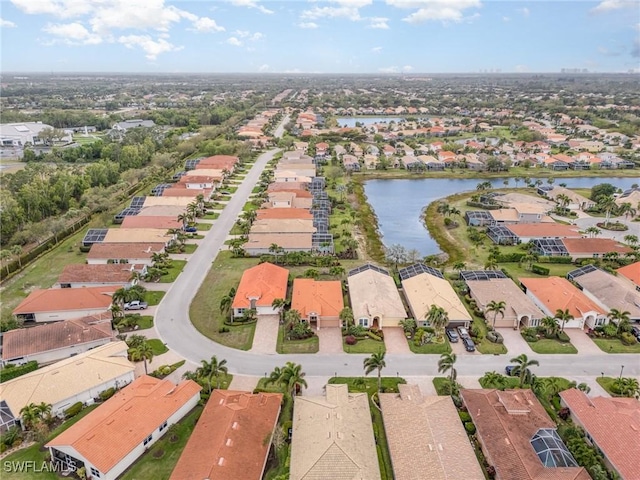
[631,325,640,341]
[462,337,475,352]
[446,329,459,343]
[505,365,516,376]
[183,225,197,233]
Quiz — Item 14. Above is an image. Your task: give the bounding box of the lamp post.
[619,365,624,381]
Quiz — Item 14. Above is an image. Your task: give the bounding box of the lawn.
[202,212,219,220]
[144,291,165,306]
[182,243,198,254]
[119,406,203,480]
[433,376,457,395]
[277,326,319,354]
[190,251,259,350]
[343,337,386,354]
[408,339,452,354]
[159,260,187,283]
[242,201,259,212]
[592,337,640,353]
[526,338,578,354]
[147,339,169,355]
[476,339,508,354]
[2,405,100,480]
[196,222,213,231]
[121,314,154,330]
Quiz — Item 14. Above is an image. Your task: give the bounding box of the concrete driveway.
[250,315,279,354]
[317,328,344,354]
[384,328,411,354]
[499,328,534,356]
[564,329,606,355]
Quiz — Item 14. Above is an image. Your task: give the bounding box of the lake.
[336,116,428,128]
[363,177,640,256]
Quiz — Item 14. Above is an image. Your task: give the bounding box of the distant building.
[0,122,55,147]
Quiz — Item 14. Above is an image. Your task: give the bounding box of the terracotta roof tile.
[46,376,201,474]
[291,279,344,319]
[256,208,313,220]
[232,262,289,309]
[120,216,182,229]
[520,276,605,317]
[13,286,118,315]
[562,238,632,255]
[87,242,165,261]
[617,261,640,286]
[507,223,582,239]
[170,390,282,480]
[57,264,141,285]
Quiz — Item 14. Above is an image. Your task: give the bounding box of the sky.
[1,0,639,73]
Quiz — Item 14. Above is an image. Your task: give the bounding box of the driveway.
[564,329,606,355]
[384,328,411,354]
[573,215,639,242]
[250,315,279,354]
[499,328,534,356]
[228,375,260,392]
[317,328,343,354]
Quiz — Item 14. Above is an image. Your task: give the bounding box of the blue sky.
[1,0,638,73]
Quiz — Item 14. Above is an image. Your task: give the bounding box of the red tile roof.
[562,238,632,255]
[559,388,640,480]
[291,279,344,319]
[506,223,581,238]
[162,188,211,197]
[520,276,604,318]
[47,376,201,475]
[13,286,118,315]
[87,242,165,261]
[256,208,313,220]
[232,262,289,309]
[617,261,640,286]
[170,390,282,480]
[57,264,139,285]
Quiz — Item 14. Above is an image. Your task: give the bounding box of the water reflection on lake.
[363,177,639,256]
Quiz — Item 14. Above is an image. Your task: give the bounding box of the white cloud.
[226,36,243,46]
[371,46,383,53]
[0,18,17,27]
[191,17,225,33]
[258,64,270,72]
[10,0,93,18]
[43,22,103,44]
[232,30,263,41]
[229,0,273,14]
[402,65,414,72]
[368,17,390,29]
[379,66,400,73]
[297,22,319,29]
[519,7,530,17]
[592,0,637,13]
[386,0,482,24]
[301,6,362,21]
[284,68,302,73]
[514,64,529,73]
[118,34,182,60]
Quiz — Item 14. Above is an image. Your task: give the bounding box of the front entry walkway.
[250,315,279,354]
[384,328,411,354]
[317,328,344,354]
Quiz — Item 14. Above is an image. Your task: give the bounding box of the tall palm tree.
[200,356,229,391]
[585,226,601,238]
[484,259,499,270]
[438,352,457,384]
[608,308,631,335]
[272,298,286,324]
[19,403,40,430]
[618,202,636,220]
[220,295,233,319]
[280,362,308,397]
[554,308,574,333]
[130,340,154,375]
[424,304,448,334]
[598,195,617,228]
[541,316,559,337]
[363,351,386,393]
[110,303,124,320]
[10,245,23,268]
[0,249,12,275]
[486,300,506,329]
[509,354,539,388]
[111,288,128,307]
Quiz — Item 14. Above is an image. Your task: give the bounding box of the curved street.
[154,122,639,380]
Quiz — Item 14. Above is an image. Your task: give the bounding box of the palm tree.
[269,243,282,264]
[219,294,233,319]
[0,249,12,275]
[613,377,640,398]
[339,307,354,328]
[484,259,499,270]
[608,308,631,335]
[10,245,23,268]
[624,234,638,248]
[541,316,559,337]
[200,356,229,391]
[272,298,286,324]
[480,371,507,390]
[399,318,417,337]
[598,195,617,228]
[269,362,308,397]
[284,309,301,328]
[363,351,386,393]
[110,303,124,320]
[554,308,574,333]
[453,261,466,274]
[509,354,539,388]
[424,304,448,334]
[130,340,154,375]
[618,202,636,220]
[111,288,128,307]
[19,403,40,430]
[486,300,506,329]
[35,402,52,423]
[585,226,601,238]
[438,352,457,384]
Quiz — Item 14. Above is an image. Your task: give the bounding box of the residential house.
[505,223,582,243]
[274,170,312,183]
[275,165,316,178]
[244,233,313,256]
[617,261,640,290]
[267,182,308,193]
[402,155,424,170]
[465,274,545,329]
[56,264,144,289]
[1,314,115,366]
[87,242,165,266]
[347,264,406,329]
[559,389,640,480]
[293,141,308,152]
[417,154,445,170]
[0,342,135,420]
[232,263,289,318]
[567,265,640,321]
[142,196,195,208]
[135,205,187,218]
[161,186,211,198]
[382,144,396,157]
[465,210,494,227]
[196,154,239,172]
[380,384,484,480]
[342,154,360,171]
[461,389,590,480]
[364,153,379,169]
[120,216,182,230]
[561,238,632,259]
[489,206,551,225]
[13,286,118,323]
[487,225,519,245]
[266,191,313,209]
[249,218,316,236]
[290,384,381,480]
[400,263,472,328]
[103,228,174,246]
[47,376,200,480]
[520,276,606,329]
[255,208,313,221]
[615,188,640,207]
[543,186,595,210]
[170,391,282,480]
[315,142,329,157]
[291,279,344,329]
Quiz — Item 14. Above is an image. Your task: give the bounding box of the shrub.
[0,361,38,383]
[471,322,485,341]
[218,327,230,333]
[556,331,571,343]
[367,331,382,342]
[64,402,84,419]
[621,332,637,346]
[602,323,618,338]
[531,264,550,276]
[464,422,476,434]
[537,256,573,264]
[99,387,116,401]
[495,252,525,263]
[458,411,472,422]
[345,335,357,345]
[558,407,571,421]
[486,331,504,344]
[370,328,384,339]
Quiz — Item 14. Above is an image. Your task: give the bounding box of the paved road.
[155,116,639,380]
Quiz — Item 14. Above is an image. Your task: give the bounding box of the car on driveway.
[462,337,475,352]
[446,329,459,343]
[457,326,470,339]
[505,365,516,376]
[183,225,197,233]
[631,325,640,341]
[124,300,148,311]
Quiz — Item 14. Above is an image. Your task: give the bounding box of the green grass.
[502,262,577,280]
[144,291,165,306]
[343,337,386,354]
[255,378,287,393]
[2,405,100,480]
[202,212,220,220]
[592,337,640,353]
[196,222,213,231]
[147,339,169,355]
[479,375,521,389]
[242,201,259,212]
[182,243,198,254]
[125,314,154,330]
[229,223,245,235]
[159,260,187,283]
[190,251,259,350]
[277,326,319,354]
[408,339,452,354]
[432,377,457,396]
[526,338,578,354]
[476,339,508,354]
[119,406,203,480]
[595,376,627,397]
[251,186,264,194]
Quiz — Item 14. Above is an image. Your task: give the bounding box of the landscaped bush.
[621,332,637,346]
[370,328,384,340]
[218,326,230,333]
[464,422,476,434]
[0,361,38,383]
[99,387,116,401]
[536,256,573,264]
[458,411,471,422]
[64,402,84,419]
[522,327,538,342]
[495,252,525,263]
[486,331,504,344]
[367,331,382,342]
[531,264,550,275]
[345,335,357,345]
[556,331,571,343]
[471,322,485,341]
